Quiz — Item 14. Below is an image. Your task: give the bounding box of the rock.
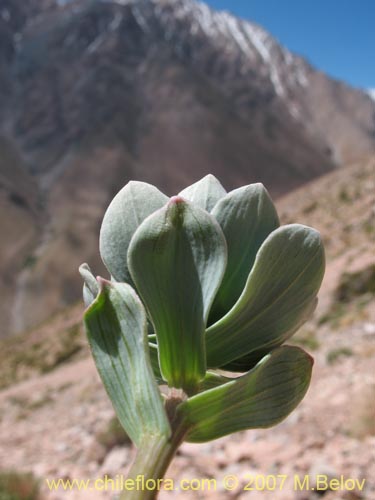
[84,440,107,465]
[309,461,339,493]
[363,323,375,335]
[100,447,130,477]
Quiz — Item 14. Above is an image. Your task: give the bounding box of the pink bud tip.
[169,196,186,205]
[96,276,112,287]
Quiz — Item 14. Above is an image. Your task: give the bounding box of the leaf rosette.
[80,174,325,444]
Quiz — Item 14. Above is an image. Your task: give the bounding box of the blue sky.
[205,0,374,90]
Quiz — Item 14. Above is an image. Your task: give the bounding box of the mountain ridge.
[0,0,374,336]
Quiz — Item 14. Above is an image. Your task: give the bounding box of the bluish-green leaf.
[128,197,227,393]
[179,174,226,212]
[222,298,317,372]
[206,224,325,368]
[79,263,99,307]
[182,346,313,442]
[84,279,170,447]
[209,183,279,323]
[99,181,168,283]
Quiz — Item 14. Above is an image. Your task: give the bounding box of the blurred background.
[0,0,374,498]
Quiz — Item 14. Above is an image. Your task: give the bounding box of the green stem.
[121,399,189,500]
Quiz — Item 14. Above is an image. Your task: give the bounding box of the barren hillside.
[0,156,374,500]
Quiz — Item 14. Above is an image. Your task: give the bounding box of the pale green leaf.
[99,181,168,283]
[222,298,317,372]
[128,197,227,393]
[182,346,313,442]
[209,183,279,323]
[79,263,99,307]
[206,224,325,368]
[179,174,226,212]
[84,279,170,447]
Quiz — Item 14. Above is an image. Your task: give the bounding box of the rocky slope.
[0,0,374,336]
[0,156,374,500]
[0,136,41,337]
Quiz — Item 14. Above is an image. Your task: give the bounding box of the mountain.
[0,0,374,337]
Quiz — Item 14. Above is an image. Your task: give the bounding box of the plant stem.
[121,399,189,500]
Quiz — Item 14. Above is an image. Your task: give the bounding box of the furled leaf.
[99,181,168,284]
[179,174,226,212]
[128,197,227,393]
[79,263,99,307]
[182,346,313,442]
[84,279,170,447]
[206,224,325,368]
[209,183,279,323]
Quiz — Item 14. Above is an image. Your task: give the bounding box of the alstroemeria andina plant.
[79,175,325,500]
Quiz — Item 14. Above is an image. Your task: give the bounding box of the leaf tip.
[306,350,315,367]
[78,262,89,273]
[169,196,186,205]
[96,276,112,289]
[203,173,218,182]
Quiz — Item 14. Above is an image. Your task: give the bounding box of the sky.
[205,0,375,91]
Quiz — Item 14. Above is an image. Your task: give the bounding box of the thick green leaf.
[179,174,226,212]
[222,298,317,372]
[206,224,325,368]
[79,263,99,307]
[182,346,313,442]
[209,183,279,324]
[198,372,232,392]
[84,279,170,447]
[148,343,165,384]
[99,181,168,283]
[128,197,227,393]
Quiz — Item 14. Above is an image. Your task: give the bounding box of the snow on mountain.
[150,0,309,98]
[0,0,373,336]
[367,89,375,101]
[103,0,308,99]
